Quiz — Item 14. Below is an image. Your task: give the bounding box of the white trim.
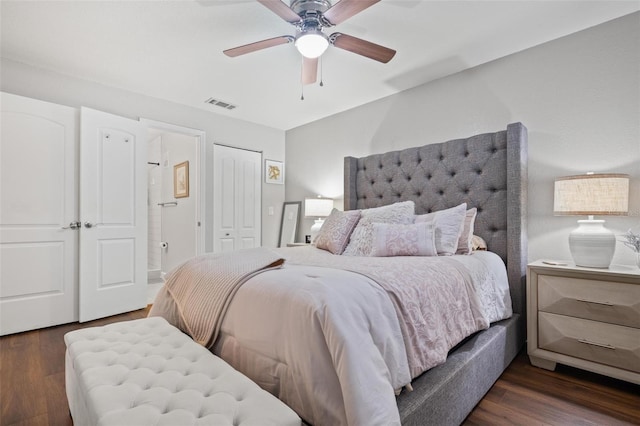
[148,269,162,280]
[140,118,206,257]
[213,142,263,154]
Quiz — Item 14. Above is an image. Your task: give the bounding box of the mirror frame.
[278,201,301,247]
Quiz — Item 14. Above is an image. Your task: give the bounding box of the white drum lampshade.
[554,173,629,268]
[305,197,334,243]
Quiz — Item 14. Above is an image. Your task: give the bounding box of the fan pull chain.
[300,55,305,100]
[319,56,324,87]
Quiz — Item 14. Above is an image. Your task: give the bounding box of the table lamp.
[554,173,629,268]
[304,197,334,243]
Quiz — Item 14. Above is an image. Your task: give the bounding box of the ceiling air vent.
[205,97,237,110]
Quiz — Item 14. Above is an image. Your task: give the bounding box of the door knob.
[61,221,81,229]
[84,222,95,228]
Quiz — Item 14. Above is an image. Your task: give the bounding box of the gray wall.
[0,59,286,250]
[285,13,640,266]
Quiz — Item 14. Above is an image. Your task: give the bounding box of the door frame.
[140,119,206,256]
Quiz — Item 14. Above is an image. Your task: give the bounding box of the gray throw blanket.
[162,248,284,347]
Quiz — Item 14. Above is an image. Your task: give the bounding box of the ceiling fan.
[223,0,396,85]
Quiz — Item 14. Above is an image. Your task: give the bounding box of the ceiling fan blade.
[224,36,293,57]
[330,32,396,63]
[323,0,380,25]
[257,0,301,23]
[301,57,318,85]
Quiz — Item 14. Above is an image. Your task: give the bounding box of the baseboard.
[148,269,161,281]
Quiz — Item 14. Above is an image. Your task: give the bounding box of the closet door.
[0,92,78,335]
[79,107,147,322]
[213,145,261,252]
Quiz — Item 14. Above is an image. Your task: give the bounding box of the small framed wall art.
[173,161,189,198]
[265,159,284,184]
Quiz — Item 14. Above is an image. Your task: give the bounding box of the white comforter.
[214,263,408,425]
[151,247,511,426]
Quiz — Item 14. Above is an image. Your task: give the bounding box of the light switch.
[268,206,274,216]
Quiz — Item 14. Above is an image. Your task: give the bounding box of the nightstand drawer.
[538,274,640,328]
[539,312,640,373]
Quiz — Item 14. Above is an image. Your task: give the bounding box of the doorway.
[143,120,205,303]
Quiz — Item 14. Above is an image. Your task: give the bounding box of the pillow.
[314,209,361,255]
[343,201,416,256]
[472,235,488,251]
[456,208,477,255]
[414,203,467,255]
[370,222,437,257]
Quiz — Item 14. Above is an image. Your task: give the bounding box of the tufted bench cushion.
[64,317,301,426]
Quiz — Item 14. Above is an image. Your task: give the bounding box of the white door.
[0,92,78,335]
[213,145,261,252]
[79,107,147,322]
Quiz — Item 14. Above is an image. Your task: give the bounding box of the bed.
[346,122,528,425]
[150,122,528,425]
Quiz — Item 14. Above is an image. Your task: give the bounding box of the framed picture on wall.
[265,159,284,184]
[174,161,189,198]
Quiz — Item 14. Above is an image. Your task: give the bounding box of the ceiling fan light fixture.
[295,31,329,58]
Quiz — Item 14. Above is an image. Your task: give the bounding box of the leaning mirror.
[279,201,301,247]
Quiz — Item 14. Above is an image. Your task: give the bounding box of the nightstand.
[286,243,309,247]
[527,260,640,384]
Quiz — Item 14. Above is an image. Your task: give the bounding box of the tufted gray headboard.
[344,122,527,316]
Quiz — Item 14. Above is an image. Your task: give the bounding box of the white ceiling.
[2,1,639,130]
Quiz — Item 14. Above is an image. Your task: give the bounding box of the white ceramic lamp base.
[310,219,324,244]
[569,219,615,268]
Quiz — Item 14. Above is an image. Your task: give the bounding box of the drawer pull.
[575,298,613,307]
[578,338,616,350]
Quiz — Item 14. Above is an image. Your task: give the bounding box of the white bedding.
[150,247,512,426]
[214,264,408,425]
[217,248,510,425]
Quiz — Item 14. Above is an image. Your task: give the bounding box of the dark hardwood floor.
[463,352,640,425]
[1,308,638,425]
[1,308,149,426]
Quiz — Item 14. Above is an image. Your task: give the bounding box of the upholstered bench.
[64,317,301,426]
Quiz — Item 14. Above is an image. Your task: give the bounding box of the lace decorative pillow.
[315,209,361,255]
[414,203,467,255]
[343,201,416,256]
[370,222,437,257]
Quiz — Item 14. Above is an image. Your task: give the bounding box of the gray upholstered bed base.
[399,315,523,425]
[344,122,528,425]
